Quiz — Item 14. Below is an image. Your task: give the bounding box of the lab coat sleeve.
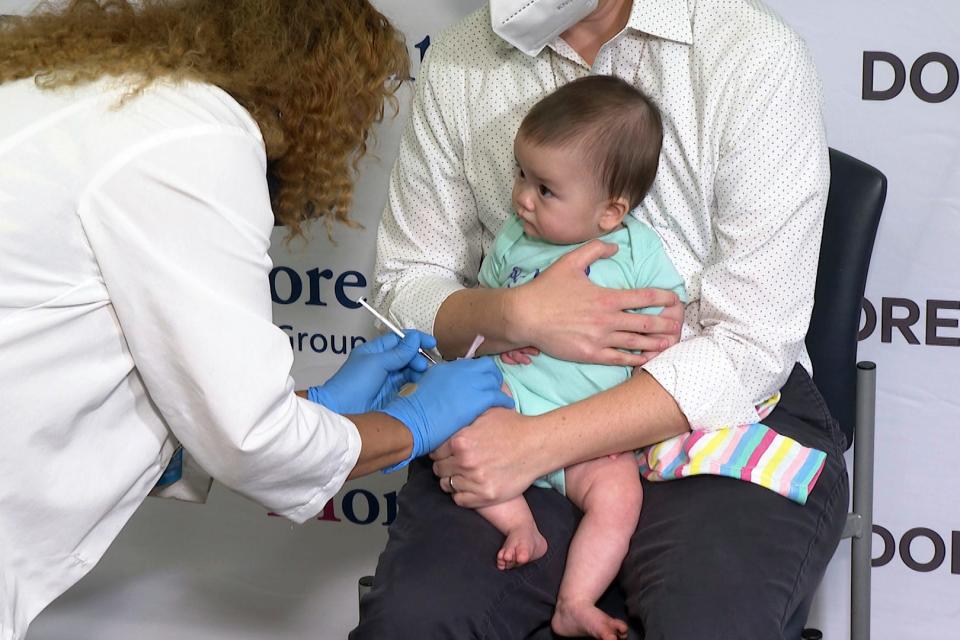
[76,124,360,523]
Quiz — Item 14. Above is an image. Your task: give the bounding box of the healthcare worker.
[0,2,512,639]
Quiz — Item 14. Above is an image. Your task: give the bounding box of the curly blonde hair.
[0,0,409,238]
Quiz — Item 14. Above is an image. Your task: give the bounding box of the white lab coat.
[0,77,361,640]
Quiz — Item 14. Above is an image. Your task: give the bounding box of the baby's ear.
[599,196,630,232]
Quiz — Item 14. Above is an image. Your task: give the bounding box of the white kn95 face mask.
[489,0,599,57]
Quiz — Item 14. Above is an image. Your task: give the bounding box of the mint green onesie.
[478,214,687,495]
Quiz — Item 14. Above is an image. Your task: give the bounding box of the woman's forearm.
[295,390,414,477]
[345,413,414,479]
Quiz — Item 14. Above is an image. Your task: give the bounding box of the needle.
[357,297,438,365]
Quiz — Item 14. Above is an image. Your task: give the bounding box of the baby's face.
[511,135,617,245]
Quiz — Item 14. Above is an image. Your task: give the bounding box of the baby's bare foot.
[496,526,548,570]
[551,598,628,640]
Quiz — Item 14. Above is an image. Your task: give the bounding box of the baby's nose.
[514,188,535,213]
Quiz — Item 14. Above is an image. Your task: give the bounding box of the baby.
[475,75,686,640]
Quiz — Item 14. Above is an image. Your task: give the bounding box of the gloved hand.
[307,330,435,415]
[380,356,514,472]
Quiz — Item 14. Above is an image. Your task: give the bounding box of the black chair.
[799,148,887,640]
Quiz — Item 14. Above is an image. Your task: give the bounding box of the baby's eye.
[517,167,526,179]
[538,184,553,197]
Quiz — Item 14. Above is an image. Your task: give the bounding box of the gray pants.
[352,365,848,640]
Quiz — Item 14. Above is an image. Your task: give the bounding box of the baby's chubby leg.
[551,452,643,640]
[472,380,547,570]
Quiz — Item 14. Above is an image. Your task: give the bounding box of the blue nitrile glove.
[379,356,514,472]
[307,330,435,415]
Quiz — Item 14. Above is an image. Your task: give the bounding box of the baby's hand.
[500,346,540,365]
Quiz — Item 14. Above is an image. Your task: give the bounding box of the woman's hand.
[380,357,514,471]
[430,407,544,508]
[508,240,681,367]
[306,330,434,415]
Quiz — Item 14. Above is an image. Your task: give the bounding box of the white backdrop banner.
[769,2,960,638]
[5,1,956,638]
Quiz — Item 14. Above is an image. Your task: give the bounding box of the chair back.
[805,149,886,448]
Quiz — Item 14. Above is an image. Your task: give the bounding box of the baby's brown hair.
[517,75,663,209]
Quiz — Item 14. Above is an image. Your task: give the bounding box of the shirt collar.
[626,0,693,45]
